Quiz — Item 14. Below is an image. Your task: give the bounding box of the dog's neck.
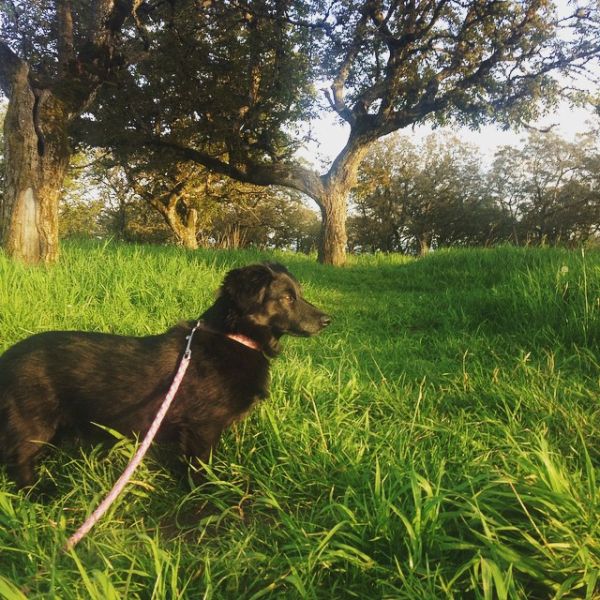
[198,303,265,353]
[199,298,281,357]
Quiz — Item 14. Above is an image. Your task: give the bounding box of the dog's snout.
[320,314,332,328]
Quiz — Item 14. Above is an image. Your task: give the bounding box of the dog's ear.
[221,264,275,311]
[262,262,290,275]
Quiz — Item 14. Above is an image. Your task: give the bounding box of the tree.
[349,135,404,253]
[0,0,147,263]
[350,131,505,254]
[83,0,600,264]
[57,146,321,250]
[490,131,600,245]
[59,151,106,238]
[119,158,203,250]
[208,186,319,251]
[486,146,528,244]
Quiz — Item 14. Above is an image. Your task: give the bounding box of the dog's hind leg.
[0,390,60,489]
[3,428,55,489]
[6,451,38,489]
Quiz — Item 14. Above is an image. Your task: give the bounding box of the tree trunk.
[418,233,432,256]
[152,200,199,250]
[171,205,198,250]
[317,187,349,266]
[182,208,198,250]
[316,141,369,266]
[1,66,70,264]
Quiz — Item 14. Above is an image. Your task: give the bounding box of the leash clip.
[184,320,202,359]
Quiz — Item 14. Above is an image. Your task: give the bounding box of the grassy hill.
[0,242,598,599]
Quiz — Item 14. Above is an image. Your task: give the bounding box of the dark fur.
[0,263,330,488]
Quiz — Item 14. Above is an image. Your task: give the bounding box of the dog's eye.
[281,294,295,303]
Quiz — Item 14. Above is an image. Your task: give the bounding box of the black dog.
[0,263,330,488]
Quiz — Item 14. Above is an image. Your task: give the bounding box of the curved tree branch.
[142,136,326,203]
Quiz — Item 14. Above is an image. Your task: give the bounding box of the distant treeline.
[349,130,600,255]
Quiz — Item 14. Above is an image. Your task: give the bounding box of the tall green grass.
[0,241,598,599]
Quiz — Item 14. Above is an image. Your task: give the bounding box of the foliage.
[80,0,319,165]
[75,0,600,264]
[0,0,145,84]
[0,242,598,597]
[350,129,600,255]
[207,185,320,252]
[350,131,507,254]
[57,154,320,251]
[92,0,600,161]
[490,131,600,246]
[2,1,600,264]
[59,152,106,239]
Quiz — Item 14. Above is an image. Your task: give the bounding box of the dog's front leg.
[179,425,223,485]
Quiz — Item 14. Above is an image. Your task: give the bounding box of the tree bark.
[316,138,369,265]
[163,203,198,250]
[1,65,70,263]
[137,179,200,250]
[317,187,349,266]
[418,233,432,256]
[181,206,198,250]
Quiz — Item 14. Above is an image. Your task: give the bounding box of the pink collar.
[226,333,262,352]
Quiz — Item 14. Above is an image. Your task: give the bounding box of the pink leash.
[64,320,202,550]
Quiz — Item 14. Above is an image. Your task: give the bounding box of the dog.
[0,262,331,489]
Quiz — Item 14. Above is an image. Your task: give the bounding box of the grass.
[0,240,598,599]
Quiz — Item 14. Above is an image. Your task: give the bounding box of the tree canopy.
[2,1,600,263]
[83,0,600,263]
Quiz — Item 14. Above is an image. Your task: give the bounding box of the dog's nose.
[320,314,332,328]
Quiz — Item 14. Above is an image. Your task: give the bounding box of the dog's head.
[218,263,331,356]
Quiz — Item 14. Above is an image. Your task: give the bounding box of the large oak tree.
[0,0,147,263]
[87,0,600,264]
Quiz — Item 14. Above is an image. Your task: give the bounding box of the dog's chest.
[183,350,269,415]
[224,367,269,412]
